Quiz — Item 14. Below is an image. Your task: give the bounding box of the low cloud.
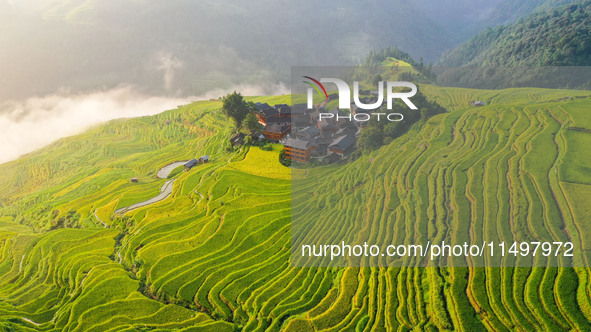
[0,83,289,164]
[0,86,192,164]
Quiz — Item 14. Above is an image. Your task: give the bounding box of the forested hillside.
[438,1,591,66]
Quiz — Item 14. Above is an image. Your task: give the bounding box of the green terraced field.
[0,86,590,331]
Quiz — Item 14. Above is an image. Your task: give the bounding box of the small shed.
[130,178,139,183]
[199,155,210,163]
[230,133,246,146]
[185,159,198,170]
[470,100,486,106]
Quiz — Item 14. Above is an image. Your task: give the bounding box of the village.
[230,95,380,164]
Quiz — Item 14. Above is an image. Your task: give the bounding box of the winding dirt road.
[113,160,188,215]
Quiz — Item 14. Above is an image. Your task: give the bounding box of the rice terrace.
[0,78,590,331]
[3,0,591,330]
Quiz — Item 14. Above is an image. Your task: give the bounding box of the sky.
[0,0,549,164]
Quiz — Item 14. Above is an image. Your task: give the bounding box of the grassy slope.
[0,87,590,330]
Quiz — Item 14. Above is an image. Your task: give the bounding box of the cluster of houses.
[244,97,376,163]
[256,103,292,140]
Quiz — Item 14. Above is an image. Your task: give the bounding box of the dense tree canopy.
[439,2,591,67]
[357,127,384,152]
[221,91,250,128]
[243,112,262,132]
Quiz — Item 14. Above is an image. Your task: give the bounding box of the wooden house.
[284,137,312,163]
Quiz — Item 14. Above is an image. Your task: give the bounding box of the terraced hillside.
[0,86,590,331]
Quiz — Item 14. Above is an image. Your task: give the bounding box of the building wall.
[263,130,287,140]
[329,147,346,156]
[285,146,311,163]
[256,114,267,125]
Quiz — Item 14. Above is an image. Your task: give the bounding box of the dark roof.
[265,116,288,124]
[291,103,308,114]
[292,118,311,127]
[297,126,320,139]
[335,127,355,137]
[259,108,278,118]
[185,159,198,168]
[230,133,245,145]
[255,102,273,111]
[317,118,336,130]
[329,135,355,151]
[330,109,349,125]
[362,96,377,104]
[274,104,292,115]
[264,123,289,134]
[284,137,311,150]
[200,155,209,160]
[231,133,246,140]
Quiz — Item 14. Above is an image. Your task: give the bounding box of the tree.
[279,149,291,167]
[221,91,249,128]
[372,74,383,87]
[383,121,402,139]
[357,127,383,152]
[243,113,262,132]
